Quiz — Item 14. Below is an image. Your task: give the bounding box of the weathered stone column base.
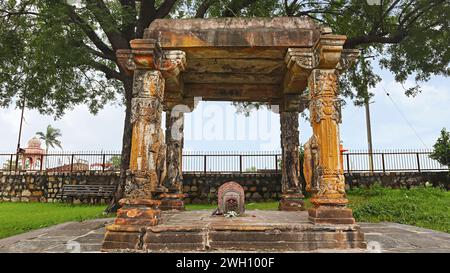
[278,193,305,211]
[159,193,186,211]
[102,198,161,251]
[308,205,356,225]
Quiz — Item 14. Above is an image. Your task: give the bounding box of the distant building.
[21,137,45,170]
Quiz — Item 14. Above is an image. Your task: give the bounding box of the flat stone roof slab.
[145,17,321,48]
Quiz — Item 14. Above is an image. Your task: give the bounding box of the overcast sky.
[0,66,449,153]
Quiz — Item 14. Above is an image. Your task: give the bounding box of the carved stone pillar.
[159,109,185,211]
[103,40,166,251]
[307,68,355,224]
[278,111,304,211]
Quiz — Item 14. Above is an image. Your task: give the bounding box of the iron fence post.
[203,155,207,174]
[40,154,44,172]
[9,154,13,172]
[416,153,421,172]
[275,155,278,173]
[70,154,74,173]
[346,154,350,174]
[102,154,106,172]
[381,153,386,173]
[239,155,243,173]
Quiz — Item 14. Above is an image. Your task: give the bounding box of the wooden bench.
[61,184,116,203]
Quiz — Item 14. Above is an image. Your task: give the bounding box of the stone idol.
[213,181,245,216]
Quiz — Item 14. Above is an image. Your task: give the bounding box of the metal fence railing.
[343,149,448,173]
[182,151,280,173]
[0,149,447,174]
[0,151,121,172]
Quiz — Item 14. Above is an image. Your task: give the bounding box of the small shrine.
[21,137,45,170]
[102,17,365,252]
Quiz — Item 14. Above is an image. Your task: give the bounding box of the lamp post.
[15,97,26,171]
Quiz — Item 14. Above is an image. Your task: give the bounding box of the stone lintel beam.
[145,17,320,48]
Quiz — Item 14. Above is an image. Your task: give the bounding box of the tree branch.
[88,61,123,81]
[85,0,129,50]
[345,31,407,48]
[155,0,178,18]
[136,0,156,38]
[118,0,137,41]
[195,0,215,18]
[64,5,115,59]
[222,0,257,17]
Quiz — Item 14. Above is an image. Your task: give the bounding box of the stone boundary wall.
[345,172,449,190]
[0,171,448,204]
[182,173,282,204]
[0,171,119,203]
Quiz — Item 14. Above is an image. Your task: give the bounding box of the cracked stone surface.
[0,212,449,253]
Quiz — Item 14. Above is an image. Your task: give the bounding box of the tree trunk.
[105,76,133,213]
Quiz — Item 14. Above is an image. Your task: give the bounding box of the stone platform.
[1,216,450,253]
[142,210,366,252]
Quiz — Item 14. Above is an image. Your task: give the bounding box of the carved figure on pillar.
[159,108,186,211]
[303,135,320,194]
[127,70,167,198]
[278,111,304,211]
[307,68,355,225]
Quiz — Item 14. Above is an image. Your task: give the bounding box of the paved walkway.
[1,216,449,253]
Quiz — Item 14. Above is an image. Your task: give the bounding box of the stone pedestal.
[159,193,186,211]
[102,198,161,251]
[308,206,355,225]
[278,193,305,211]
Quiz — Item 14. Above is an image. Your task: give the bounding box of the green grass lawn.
[347,185,450,233]
[0,203,109,239]
[0,185,448,239]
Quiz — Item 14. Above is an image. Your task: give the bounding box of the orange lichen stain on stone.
[126,208,142,218]
[164,32,210,47]
[130,123,148,171]
[129,124,140,171]
[134,55,155,68]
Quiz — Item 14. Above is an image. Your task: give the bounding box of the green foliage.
[430,128,450,168]
[0,202,109,239]
[0,1,119,117]
[1,159,22,171]
[36,125,63,152]
[1,0,448,118]
[108,155,122,170]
